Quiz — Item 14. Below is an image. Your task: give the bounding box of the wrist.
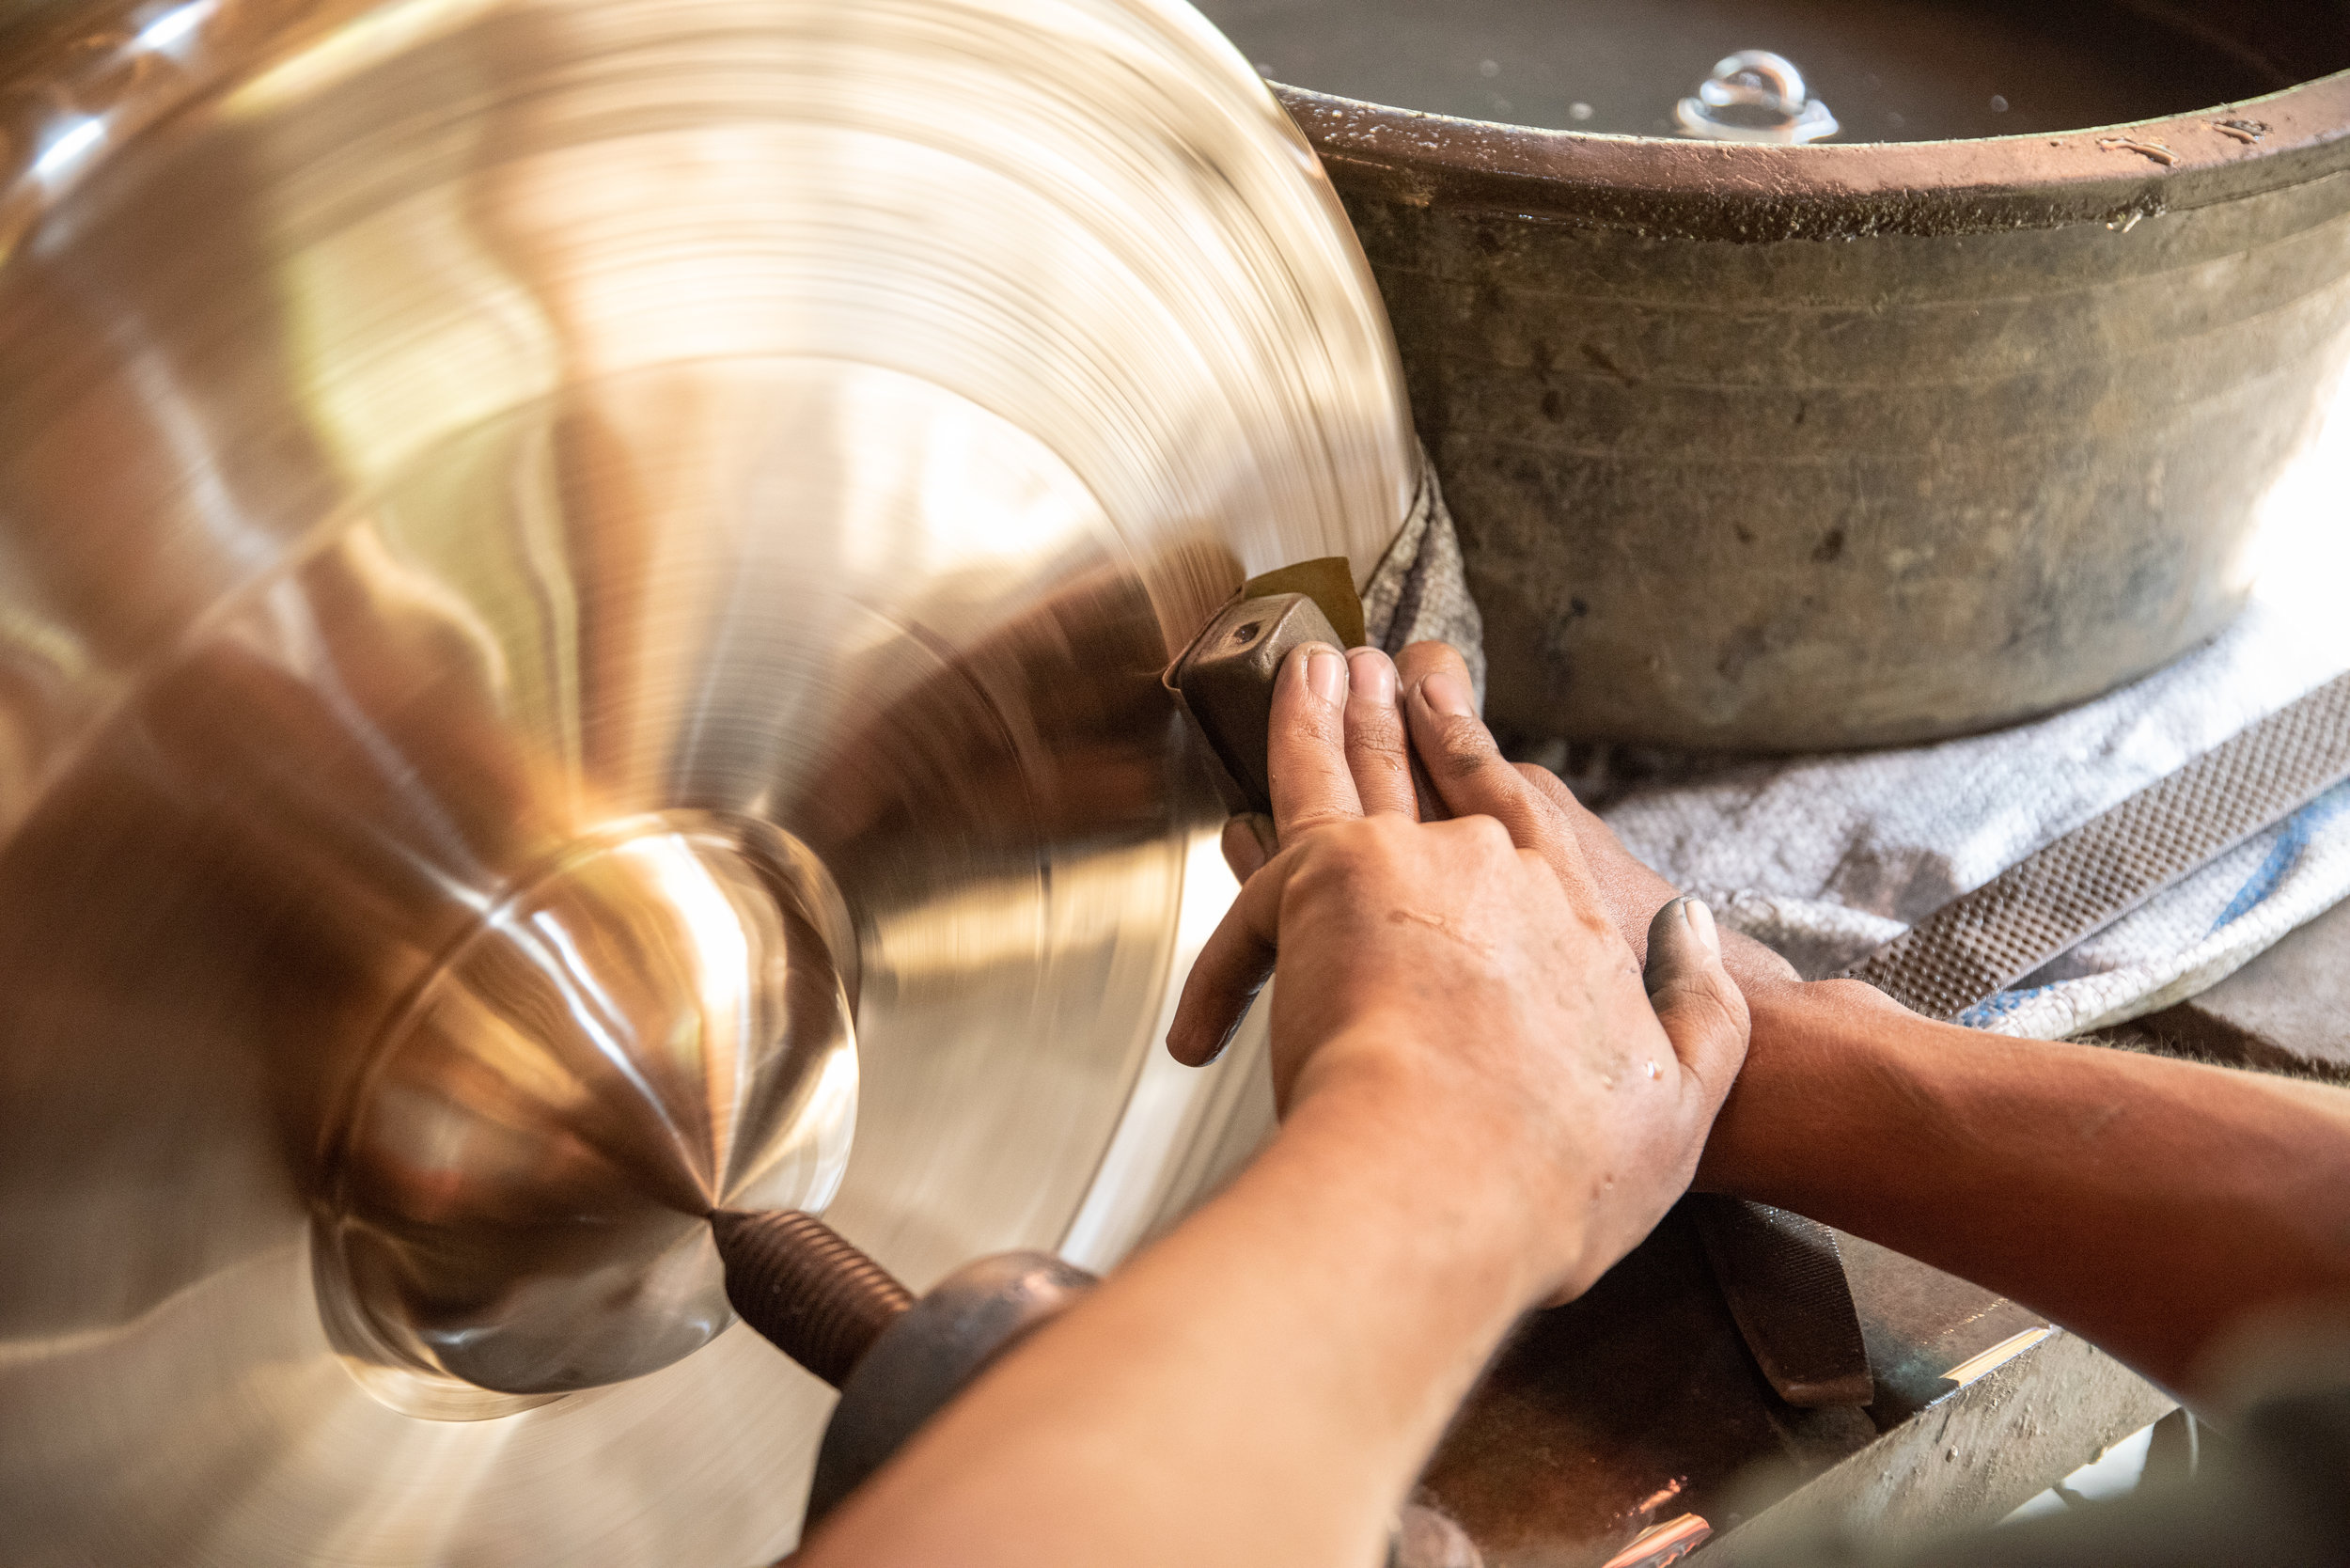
[1277,1046,1585,1310]
[1696,977,1900,1200]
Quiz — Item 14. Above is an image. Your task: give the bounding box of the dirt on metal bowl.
[1201,0,2350,750]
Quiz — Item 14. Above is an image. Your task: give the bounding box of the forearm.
[1702,978,2350,1395]
[800,1064,1553,1568]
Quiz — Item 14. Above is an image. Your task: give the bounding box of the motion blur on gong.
[17,0,2350,1561]
[0,0,1418,1560]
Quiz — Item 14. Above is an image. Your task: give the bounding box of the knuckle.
[1346,723,1411,764]
[1291,818,1405,896]
[1296,700,1346,745]
[1352,814,1417,869]
[1699,969,1751,1021]
[1653,978,1747,1041]
[1435,722,1496,776]
[1285,805,1358,839]
[1514,762,1579,814]
[1458,813,1514,856]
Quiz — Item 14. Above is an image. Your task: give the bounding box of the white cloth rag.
[1536,456,2350,1041]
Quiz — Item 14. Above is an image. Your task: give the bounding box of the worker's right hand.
[1167,643,1749,1305]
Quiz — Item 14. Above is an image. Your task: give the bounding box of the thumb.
[1643,896,1750,1099]
[1166,841,1299,1067]
[1220,813,1277,883]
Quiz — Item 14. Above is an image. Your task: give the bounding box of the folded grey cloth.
[1361,448,1485,703]
[1524,496,2350,1040]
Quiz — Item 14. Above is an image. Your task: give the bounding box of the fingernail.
[1642,896,1692,997]
[1347,647,1397,704]
[1418,669,1476,719]
[1307,645,1347,705]
[1685,898,1721,958]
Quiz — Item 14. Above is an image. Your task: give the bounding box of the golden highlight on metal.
[0,0,1420,1560]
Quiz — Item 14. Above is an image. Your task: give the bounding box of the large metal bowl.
[1207,1,2350,749]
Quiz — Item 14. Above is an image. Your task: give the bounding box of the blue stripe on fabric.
[2209,781,2350,934]
[1950,779,2350,1029]
[1955,984,2058,1029]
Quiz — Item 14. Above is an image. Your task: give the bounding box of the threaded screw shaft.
[710,1209,914,1388]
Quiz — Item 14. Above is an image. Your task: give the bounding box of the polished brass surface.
[0,0,1417,1560]
[321,810,861,1403]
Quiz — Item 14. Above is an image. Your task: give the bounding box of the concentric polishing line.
[0,0,1418,1559]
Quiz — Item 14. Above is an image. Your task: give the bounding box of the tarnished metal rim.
[1279,68,2350,243]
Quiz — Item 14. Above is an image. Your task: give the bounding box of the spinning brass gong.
[0,0,1418,1559]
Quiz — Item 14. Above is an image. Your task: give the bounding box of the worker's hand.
[1219,641,1805,1001]
[1167,642,1749,1304]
